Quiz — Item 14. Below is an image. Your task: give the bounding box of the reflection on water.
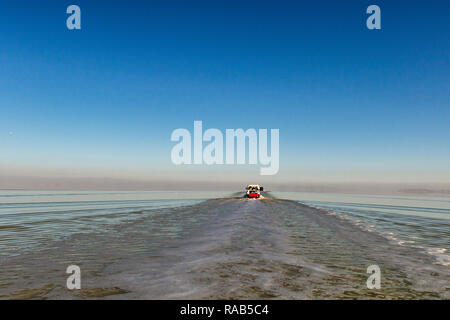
[0,191,448,299]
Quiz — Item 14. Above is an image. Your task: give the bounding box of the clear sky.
[1,1,449,188]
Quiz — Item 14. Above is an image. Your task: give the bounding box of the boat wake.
[0,195,448,299]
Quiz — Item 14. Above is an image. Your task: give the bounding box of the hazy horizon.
[2,174,450,198]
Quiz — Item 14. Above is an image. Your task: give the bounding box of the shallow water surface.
[0,191,448,299]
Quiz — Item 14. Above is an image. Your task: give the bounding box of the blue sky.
[1,1,449,185]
